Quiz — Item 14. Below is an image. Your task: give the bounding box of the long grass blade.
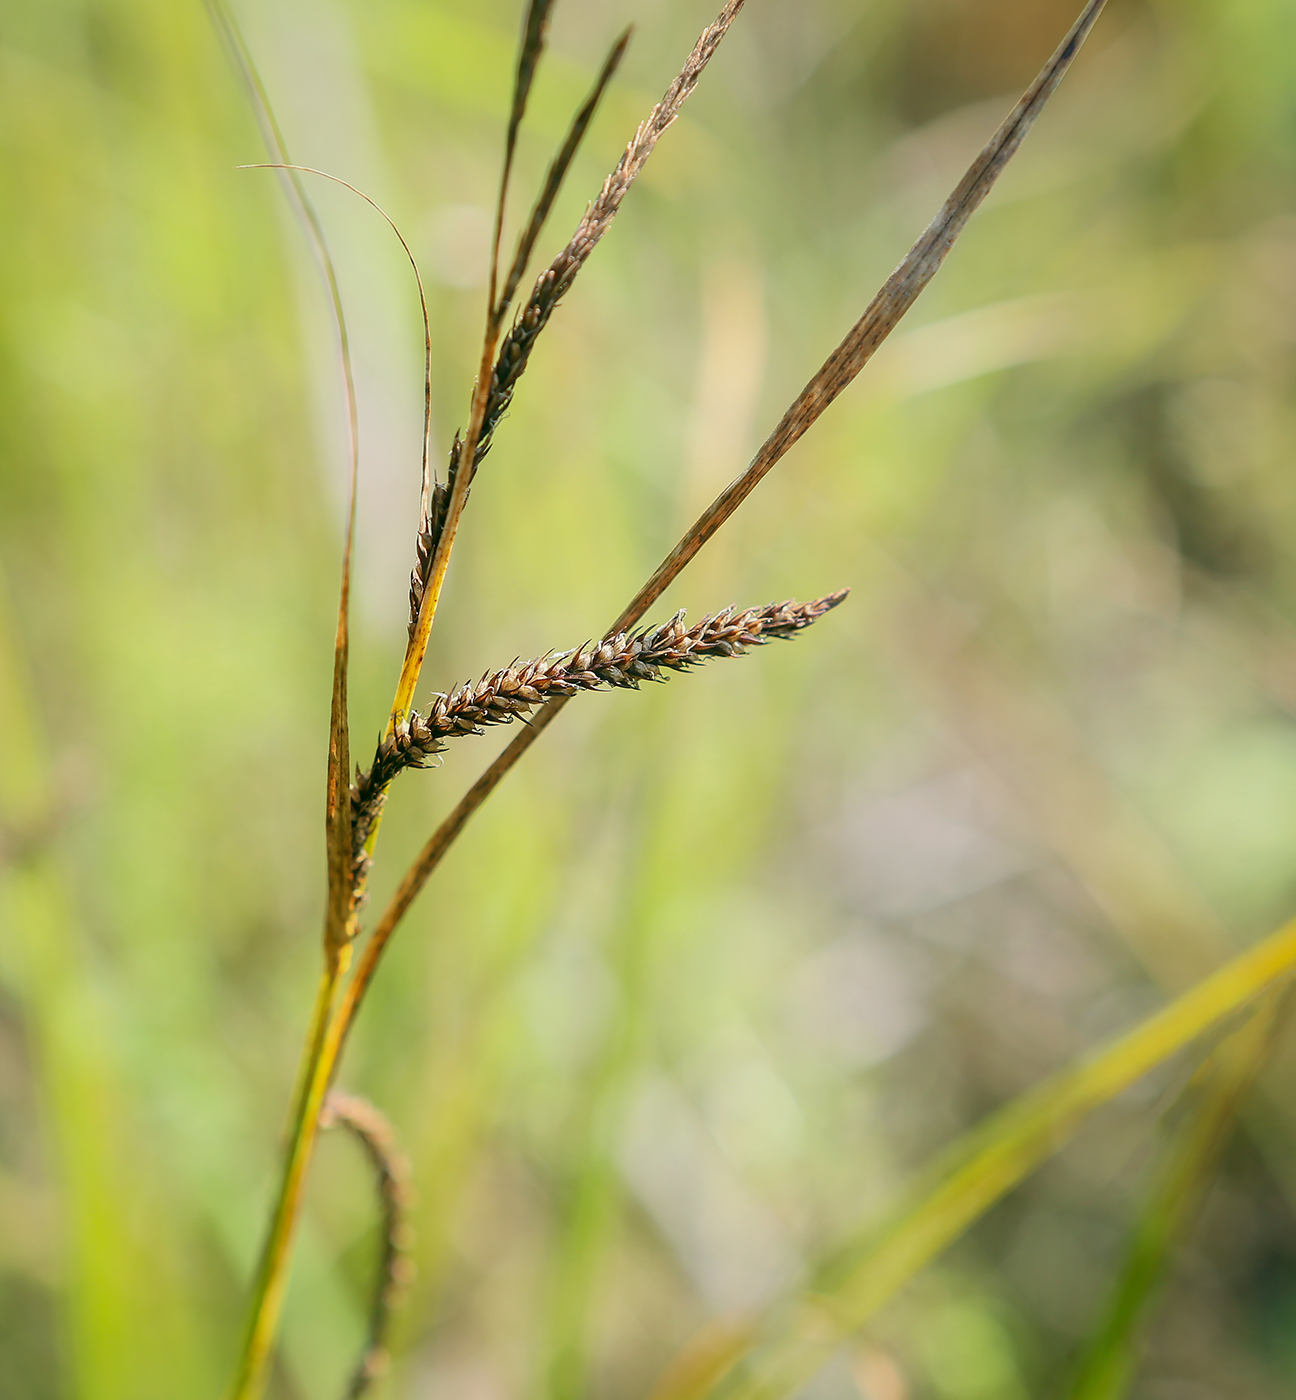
[649,920,1296,1400]
[205,7,367,1396]
[614,0,1108,629]
[1065,993,1285,1400]
[203,0,362,963]
[238,163,437,954]
[347,0,1107,1015]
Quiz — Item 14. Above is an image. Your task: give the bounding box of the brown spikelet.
[358,588,845,861]
[408,480,449,641]
[482,1,744,464]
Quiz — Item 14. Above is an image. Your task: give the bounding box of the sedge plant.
[199,2,1296,1397]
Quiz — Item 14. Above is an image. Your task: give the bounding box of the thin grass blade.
[492,0,557,313]
[1065,993,1285,1400]
[247,167,436,656]
[206,8,367,1396]
[649,918,1296,1400]
[497,27,633,317]
[616,0,1107,628]
[204,0,361,960]
[237,163,441,671]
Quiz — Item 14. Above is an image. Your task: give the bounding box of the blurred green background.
[4,0,1296,1396]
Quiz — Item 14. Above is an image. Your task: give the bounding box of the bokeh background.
[4,0,1296,1396]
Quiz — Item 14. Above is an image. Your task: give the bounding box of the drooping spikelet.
[358,589,846,865]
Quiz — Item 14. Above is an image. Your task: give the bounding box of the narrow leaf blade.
[491,0,558,310]
[498,26,633,315]
[205,0,360,961]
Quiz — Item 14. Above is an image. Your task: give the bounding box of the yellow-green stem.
[230,334,487,1389]
[228,951,352,1400]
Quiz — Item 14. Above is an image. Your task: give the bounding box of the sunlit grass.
[3,1,1296,1398]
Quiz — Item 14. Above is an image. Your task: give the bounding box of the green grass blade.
[1065,992,1284,1400]
[652,916,1296,1400]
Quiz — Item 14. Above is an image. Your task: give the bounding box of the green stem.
[228,955,350,1400]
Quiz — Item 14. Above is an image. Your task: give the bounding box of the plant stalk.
[228,951,351,1400]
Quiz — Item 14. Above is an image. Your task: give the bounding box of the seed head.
[356,589,846,863]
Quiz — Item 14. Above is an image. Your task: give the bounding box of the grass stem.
[227,954,351,1400]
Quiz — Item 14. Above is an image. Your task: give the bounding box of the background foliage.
[3,0,1296,1397]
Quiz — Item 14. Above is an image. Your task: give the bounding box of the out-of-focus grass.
[3,1,1296,1398]
[1066,993,1283,1400]
[651,931,1296,1400]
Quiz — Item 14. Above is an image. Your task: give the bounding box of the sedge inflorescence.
[354,590,846,863]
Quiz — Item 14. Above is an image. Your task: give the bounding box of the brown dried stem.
[616,0,1108,630]
[321,1092,414,1400]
